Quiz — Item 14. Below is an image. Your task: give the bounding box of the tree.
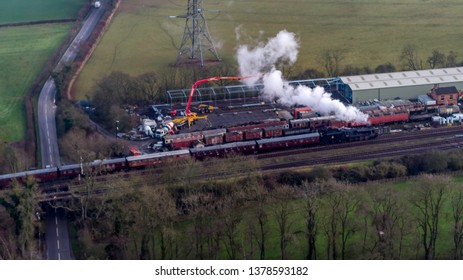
[410,175,449,260]
[290,68,325,80]
[369,186,406,259]
[399,44,423,70]
[319,48,347,77]
[323,182,360,259]
[218,192,243,260]
[272,185,296,259]
[427,49,446,69]
[0,177,42,259]
[135,72,159,103]
[248,185,269,260]
[375,62,396,73]
[451,189,463,259]
[446,51,458,67]
[301,181,322,260]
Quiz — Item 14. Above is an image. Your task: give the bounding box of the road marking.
[55,215,58,226]
[56,227,59,238]
[57,240,60,250]
[58,253,61,260]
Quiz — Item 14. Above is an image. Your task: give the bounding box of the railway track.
[262,137,462,171]
[256,125,463,160]
[38,125,463,201]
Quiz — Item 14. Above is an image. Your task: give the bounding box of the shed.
[339,67,463,104]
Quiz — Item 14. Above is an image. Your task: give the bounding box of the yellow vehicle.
[196,104,215,114]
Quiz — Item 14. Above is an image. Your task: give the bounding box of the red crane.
[185,76,252,115]
[172,76,252,127]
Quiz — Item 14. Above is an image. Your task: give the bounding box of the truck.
[154,122,175,139]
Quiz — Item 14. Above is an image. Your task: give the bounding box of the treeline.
[295,46,463,79]
[3,150,463,259]
[281,149,463,185]
[24,150,463,260]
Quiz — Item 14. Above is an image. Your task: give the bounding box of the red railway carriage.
[224,131,243,142]
[190,141,257,159]
[263,126,284,138]
[368,112,409,125]
[164,128,226,149]
[227,120,288,132]
[244,129,263,140]
[204,133,224,146]
[58,164,82,179]
[290,116,347,130]
[0,167,59,188]
[256,132,320,151]
[126,150,190,168]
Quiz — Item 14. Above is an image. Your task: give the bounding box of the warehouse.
[338,67,463,104]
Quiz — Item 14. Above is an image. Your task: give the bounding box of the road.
[45,208,73,260]
[39,2,108,260]
[39,3,106,169]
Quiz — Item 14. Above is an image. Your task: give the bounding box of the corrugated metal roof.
[340,67,463,91]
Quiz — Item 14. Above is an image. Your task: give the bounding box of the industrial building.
[338,67,463,104]
[166,67,463,107]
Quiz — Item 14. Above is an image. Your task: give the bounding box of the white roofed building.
[338,67,463,104]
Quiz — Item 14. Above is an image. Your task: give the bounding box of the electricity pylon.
[173,0,221,67]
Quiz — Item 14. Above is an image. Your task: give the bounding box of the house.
[430,86,459,105]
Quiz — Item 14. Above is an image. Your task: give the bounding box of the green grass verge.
[75,0,463,99]
[0,0,87,24]
[0,24,71,142]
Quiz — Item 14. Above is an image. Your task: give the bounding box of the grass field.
[0,24,72,142]
[0,0,87,24]
[0,0,87,143]
[74,0,463,99]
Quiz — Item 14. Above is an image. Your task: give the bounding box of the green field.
[0,0,87,24]
[0,0,87,143]
[0,24,72,142]
[74,0,463,99]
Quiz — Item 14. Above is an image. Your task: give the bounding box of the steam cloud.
[236,30,368,123]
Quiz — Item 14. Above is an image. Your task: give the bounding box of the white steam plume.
[236,30,368,123]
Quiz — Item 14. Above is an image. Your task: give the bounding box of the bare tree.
[451,189,463,259]
[218,193,243,260]
[301,181,322,260]
[369,186,405,259]
[426,49,446,69]
[446,51,458,67]
[322,182,360,260]
[135,72,159,103]
[410,175,450,260]
[247,184,269,260]
[338,185,361,260]
[319,48,347,76]
[400,44,423,70]
[272,185,296,260]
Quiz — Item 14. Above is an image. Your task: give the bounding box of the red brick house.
[430,86,459,105]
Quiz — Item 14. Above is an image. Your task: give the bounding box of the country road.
[38,1,108,260]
